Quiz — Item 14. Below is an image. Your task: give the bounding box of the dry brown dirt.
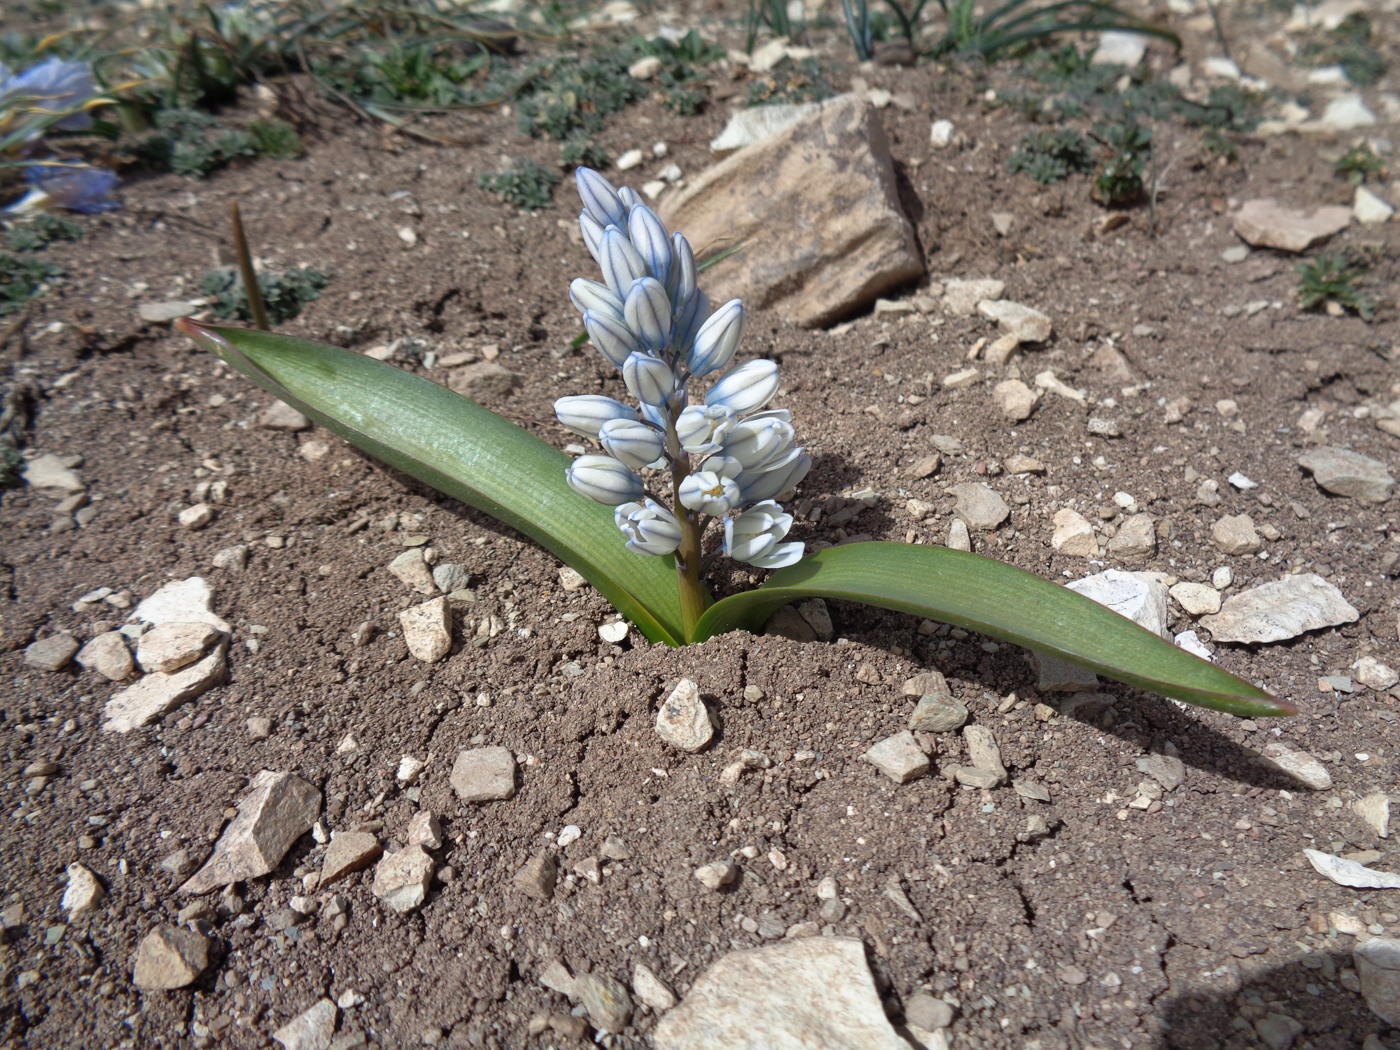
[3,5,1400,1048]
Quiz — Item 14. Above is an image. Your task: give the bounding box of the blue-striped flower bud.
[599,228,648,300]
[570,278,623,320]
[554,395,640,438]
[566,454,644,506]
[737,451,811,504]
[675,404,736,455]
[706,359,780,416]
[618,186,641,212]
[576,167,626,228]
[627,205,673,287]
[624,277,672,354]
[584,309,644,369]
[687,299,746,377]
[721,412,796,472]
[725,501,803,568]
[678,469,742,517]
[669,233,697,304]
[673,287,710,355]
[615,499,683,556]
[623,352,675,411]
[599,417,666,471]
[579,211,606,265]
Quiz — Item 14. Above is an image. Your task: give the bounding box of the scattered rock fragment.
[1200,573,1358,644]
[977,300,1052,343]
[1354,186,1394,226]
[515,850,557,901]
[574,972,633,1033]
[1137,753,1185,792]
[447,361,524,404]
[1051,509,1098,557]
[76,631,134,681]
[406,810,443,850]
[1259,743,1332,790]
[694,859,738,891]
[398,597,452,662]
[653,937,907,1050]
[993,380,1037,421]
[655,678,714,753]
[320,831,383,886]
[1106,513,1156,559]
[1353,794,1391,838]
[1354,657,1399,691]
[23,634,79,672]
[260,402,312,432]
[431,562,472,595]
[132,925,210,989]
[909,693,968,733]
[451,747,517,803]
[662,94,923,327]
[130,577,232,633]
[1305,849,1400,890]
[272,998,338,1050]
[962,725,1008,785]
[388,550,439,595]
[1068,570,1169,639]
[949,483,1009,531]
[633,962,678,1011]
[22,453,84,494]
[372,846,434,913]
[181,771,321,893]
[1297,447,1394,504]
[136,621,223,674]
[1211,514,1261,555]
[62,863,105,919]
[103,641,228,733]
[1355,938,1400,1025]
[1170,582,1222,616]
[710,102,820,153]
[941,278,1004,316]
[864,731,930,784]
[1232,199,1351,252]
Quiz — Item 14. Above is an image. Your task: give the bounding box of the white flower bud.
[628,205,673,287]
[687,299,746,377]
[615,499,683,556]
[725,501,804,568]
[623,352,675,410]
[624,277,673,353]
[584,309,643,369]
[599,228,648,299]
[737,451,811,504]
[706,359,780,416]
[570,278,623,320]
[599,417,666,471]
[576,167,626,228]
[554,395,639,438]
[676,404,736,455]
[566,454,644,506]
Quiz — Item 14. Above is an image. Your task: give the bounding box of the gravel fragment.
[962,725,1007,784]
[1211,514,1261,555]
[272,998,338,1050]
[371,846,434,912]
[23,634,79,671]
[132,925,209,989]
[1353,794,1391,838]
[388,549,439,595]
[1306,849,1400,889]
[1297,447,1394,504]
[864,731,930,783]
[1201,573,1358,643]
[75,631,134,681]
[181,771,321,893]
[1258,742,1333,789]
[909,694,968,732]
[1106,513,1156,558]
[259,402,312,431]
[1170,582,1222,616]
[574,972,633,1032]
[514,851,557,900]
[655,678,714,752]
[398,597,452,662]
[1137,753,1186,791]
[633,962,678,1011]
[1353,657,1399,690]
[61,863,105,919]
[694,859,738,890]
[451,747,516,802]
[1051,509,1098,557]
[1355,938,1400,1024]
[949,483,1009,531]
[103,641,228,733]
[321,832,383,886]
[136,621,222,674]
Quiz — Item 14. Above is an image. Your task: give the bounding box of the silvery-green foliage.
[556,168,809,570]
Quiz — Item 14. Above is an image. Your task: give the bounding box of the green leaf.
[693,543,1294,718]
[177,321,688,645]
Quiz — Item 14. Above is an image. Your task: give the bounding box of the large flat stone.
[661,94,922,327]
[1200,573,1358,644]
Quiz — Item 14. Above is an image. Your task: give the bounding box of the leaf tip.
[174,316,231,356]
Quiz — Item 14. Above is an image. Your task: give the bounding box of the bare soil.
[3,4,1400,1048]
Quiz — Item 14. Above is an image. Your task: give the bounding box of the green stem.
[670,457,707,641]
[230,201,270,332]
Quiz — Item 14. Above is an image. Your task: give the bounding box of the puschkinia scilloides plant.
[175,169,1296,719]
[557,168,807,636]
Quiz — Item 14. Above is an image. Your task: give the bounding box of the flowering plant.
[177,169,1294,718]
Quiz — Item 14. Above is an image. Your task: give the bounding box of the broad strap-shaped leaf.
[693,543,1294,717]
[178,321,688,645]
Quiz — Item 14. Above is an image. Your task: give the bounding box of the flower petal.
[566,454,644,506]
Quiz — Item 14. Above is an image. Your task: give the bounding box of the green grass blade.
[693,543,1294,717]
[178,321,687,645]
